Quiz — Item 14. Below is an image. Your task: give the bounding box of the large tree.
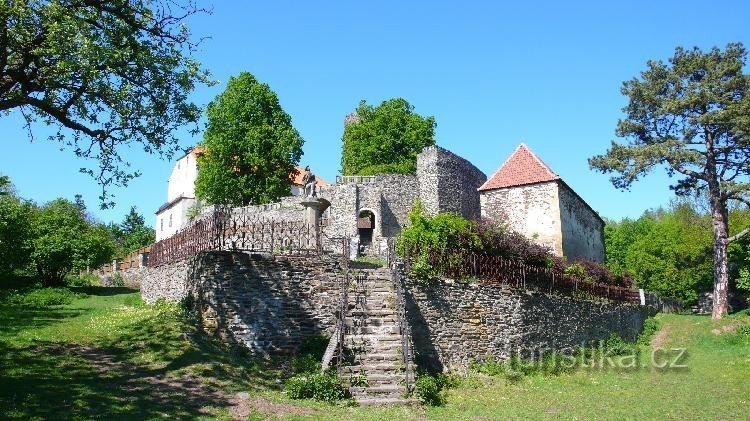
[0,177,33,277]
[31,198,114,285]
[0,0,213,207]
[195,72,304,206]
[590,43,750,319]
[341,98,436,175]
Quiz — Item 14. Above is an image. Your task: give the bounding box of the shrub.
[637,317,661,345]
[415,374,443,406]
[110,272,125,287]
[6,287,81,308]
[291,354,321,374]
[284,370,346,403]
[604,333,636,356]
[470,357,506,376]
[65,273,100,287]
[397,201,627,287]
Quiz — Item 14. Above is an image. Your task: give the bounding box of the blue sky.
[1,0,748,226]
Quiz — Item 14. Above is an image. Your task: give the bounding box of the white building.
[155,147,327,241]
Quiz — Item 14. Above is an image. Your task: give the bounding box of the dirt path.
[45,344,316,419]
[650,324,672,349]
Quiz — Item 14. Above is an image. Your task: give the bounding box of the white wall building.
[155,147,327,241]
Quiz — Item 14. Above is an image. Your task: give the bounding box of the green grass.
[1,284,749,419]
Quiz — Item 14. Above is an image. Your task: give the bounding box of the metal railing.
[403,251,640,304]
[391,259,415,392]
[149,209,331,267]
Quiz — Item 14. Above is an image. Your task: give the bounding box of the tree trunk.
[709,196,730,319]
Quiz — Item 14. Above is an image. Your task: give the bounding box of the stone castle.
[156,141,606,263]
[130,137,648,405]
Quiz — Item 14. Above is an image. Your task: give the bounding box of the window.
[160,218,163,231]
[169,214,173,228]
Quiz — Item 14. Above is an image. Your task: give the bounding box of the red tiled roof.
[290,166,328,187]
[478,143,559,191]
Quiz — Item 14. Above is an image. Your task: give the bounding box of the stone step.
[346,326,400,335]
[344,317,398,326]
[364,373,408,385]
[356,397,420,406]
[350,385,405,397]
[342,363,404,374]
[348,309,397,317]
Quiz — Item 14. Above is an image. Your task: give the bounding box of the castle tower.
[478,144,605,262]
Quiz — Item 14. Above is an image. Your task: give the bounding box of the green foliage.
[0,0,214,207]
[396,200,480,281]
[31,199,115,286]
[3,287,82,308]
[638,317,662,346]
[605,203,718,304]
[415,374,444,406]
[65,273,101,287]
[398,200,622,286]
[195,72,304,206]
[589,43,750,316]
[290,335,329,374]
[0,194,34,277]
[341,98,436,175]
[109,207,155,258]
[284,370,346,403]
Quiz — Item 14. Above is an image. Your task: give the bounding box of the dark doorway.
[357,210,375,246]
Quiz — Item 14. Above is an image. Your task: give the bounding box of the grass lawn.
[0,285,748,419]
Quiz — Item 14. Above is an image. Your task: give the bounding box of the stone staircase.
[338,267,416,406]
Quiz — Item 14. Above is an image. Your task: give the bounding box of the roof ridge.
[478,143,560,191]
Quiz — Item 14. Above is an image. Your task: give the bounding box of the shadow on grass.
[0,310,287,419]
[70,286,139,296]
[0,308,86,338]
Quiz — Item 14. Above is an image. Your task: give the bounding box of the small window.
[160,218,163,231]
[169,214,173,227]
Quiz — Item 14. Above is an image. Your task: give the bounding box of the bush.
[397,201,627,287]
[637,317,661,345]
[284,370,346,403]
[470,357,507,376]
[65,273,100,287]
[5,287,81,308]
[415,374,443,406]
[291,354,321,374]
[604,333,636,356]
[110,272,125,287]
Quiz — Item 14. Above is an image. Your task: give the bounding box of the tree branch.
[727,227,750,243]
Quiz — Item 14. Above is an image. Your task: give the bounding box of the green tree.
[590,43,750,318]
[341,98,436,175]
[0,193,34,277]
[606,204,714,304]
[31,198,114,285]
[110,206,155,257]
[0,0,214,207]
[195,72,304,206]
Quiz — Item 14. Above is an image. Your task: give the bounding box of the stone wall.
[558,182,605,262]
[100,267,148,289]
[404,277,650,372]
[417,145,487,219]
[480,181,563,256]
[139,251,345,355]
[319,175,418,242]
[141,257,194,303]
